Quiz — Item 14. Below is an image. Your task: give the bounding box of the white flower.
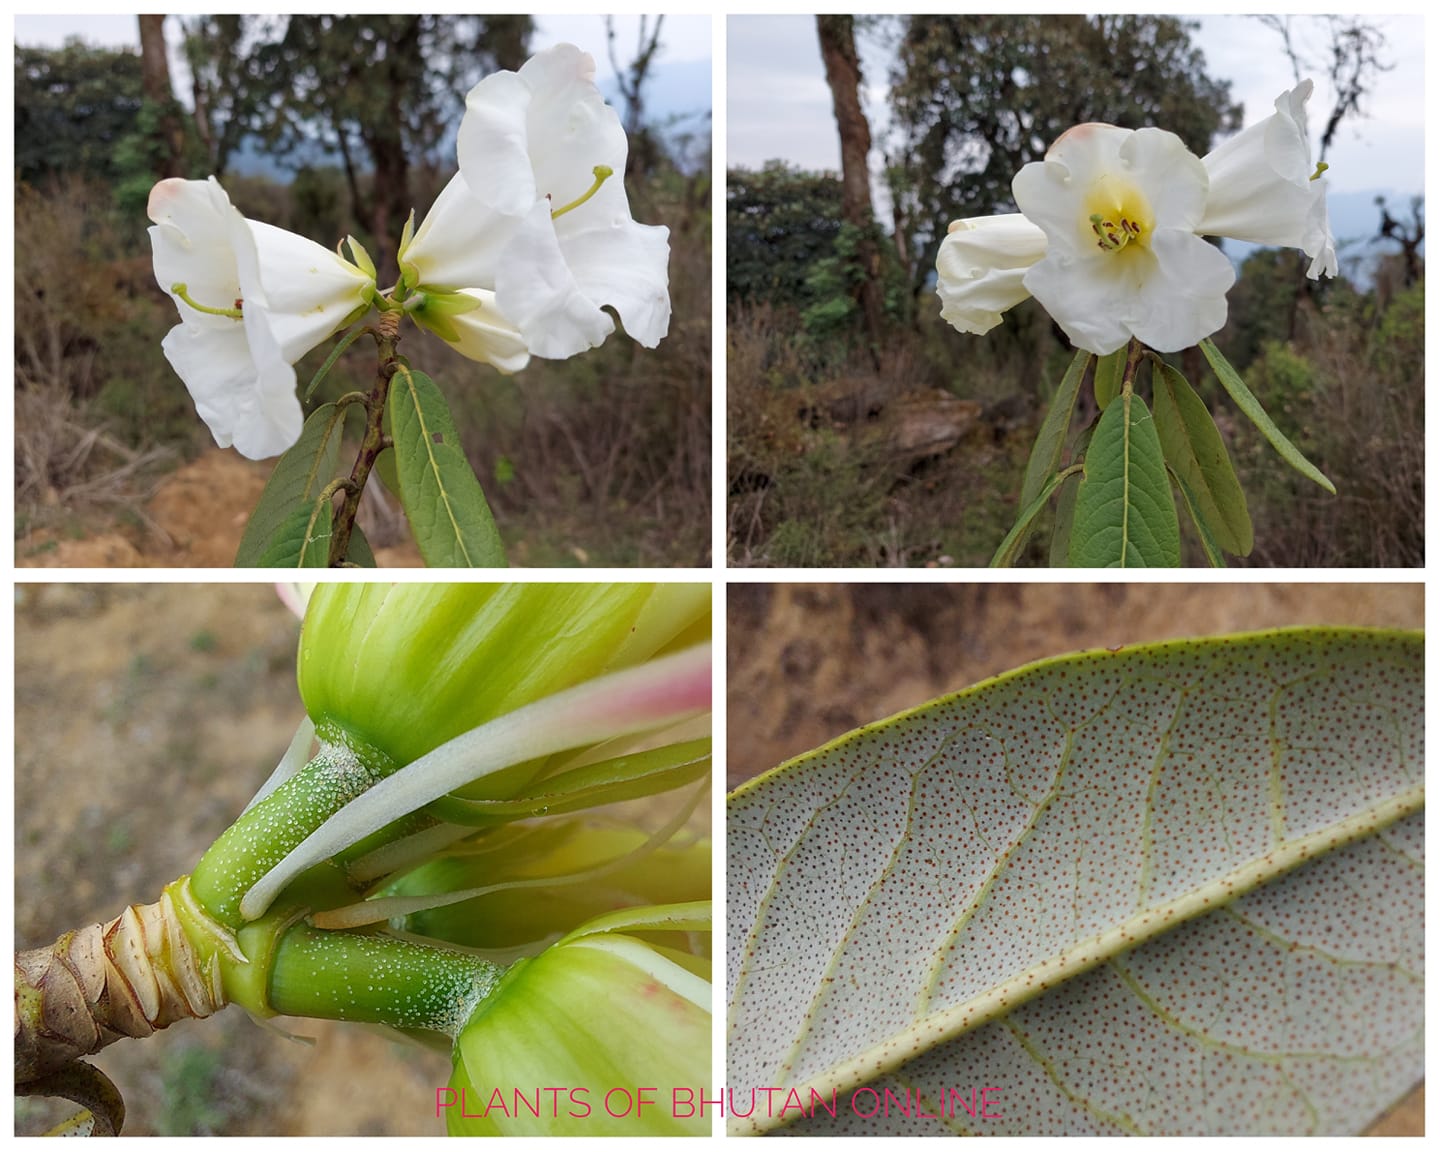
[401,43,670,361]
[935,214,1047,334]
[1199,79,1337,279]
[936,82,1337,352]
[148,177,374,459]
[1011,124,1236,355]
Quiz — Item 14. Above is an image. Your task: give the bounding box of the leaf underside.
[727,630,1423,1136]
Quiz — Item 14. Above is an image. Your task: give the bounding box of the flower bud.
[297,584,710,778]
[446,907,710,1136]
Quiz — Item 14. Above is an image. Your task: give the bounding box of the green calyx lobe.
[404,289,484,343]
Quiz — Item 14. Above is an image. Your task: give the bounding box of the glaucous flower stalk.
[937,81,1337,354]
[401,43,671,362]
[148,178,375,459]
[233,583,711,922]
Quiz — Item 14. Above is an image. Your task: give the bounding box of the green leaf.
[303,328,370,402]
[345,521,378,568]
[1170,465,1227,567]
[1019,349,1090,509]
[989,467,1077,568]
[387,366,507,568]
[1153,360,1253,556]
[1068,390,1179,567]
[373,446,400,498]
[235,403,345,567]
[1093,347,1125,411]
[1200,337,1335,494]
[254,495,333,568]
[1049,426,1091,566]
[727,629,1424,1135]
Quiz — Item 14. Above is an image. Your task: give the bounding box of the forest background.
[727,14,1424,568]
[16,14,712,568]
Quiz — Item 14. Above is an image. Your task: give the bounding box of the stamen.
[551,165,614,219]
[171,283,244,319]
[1089,213,1140,253]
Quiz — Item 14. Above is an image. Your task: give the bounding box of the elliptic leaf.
[1199,338,1335,494]
[1093,347,1125,411]
[1068,391,1179,567]
[989,468,1076,568]
[1153,360,1253,556]
[1048,426,1091,567]
[387,366,507,567]
[254,495,333,568]
[727,630,1423,1136]
[1019,349,1091,509]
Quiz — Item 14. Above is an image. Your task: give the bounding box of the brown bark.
[358,16,422,278]
[816,16,886,362]
[138,15,186,179]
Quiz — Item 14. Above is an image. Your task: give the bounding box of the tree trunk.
[138,15,186,179]
[816,15,885,364]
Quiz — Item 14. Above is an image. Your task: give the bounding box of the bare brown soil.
[14,585,446,1135]
[17,451,424,569]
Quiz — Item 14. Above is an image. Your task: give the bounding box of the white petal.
[1127,230,1234,353]
[432,290,532,373]
[148,177,304,457]
[1119,128,1208,231]
[495,201,615,359]
[1022,252,1139,355]
[455,45,628,220]
[936,214,1046,334]
[518,44,630,216]
[1200,79,1335,277]
[147,177,245,327]
[1015,124,1130,259]
[249,221,372,362]
[555,214,671,347]
[455,69,537,217]
[1304,180,1339,279]
[402,171,512,292]
[160,318,301,460]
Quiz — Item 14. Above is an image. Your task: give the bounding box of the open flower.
[401,43,670,362]
[1011,124,1236,354]
[1199,79,1337,279]
[148,178,374,458]
[938,81,1337,353]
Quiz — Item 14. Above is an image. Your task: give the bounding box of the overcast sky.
[14,14,711,95]
[727,14,1424,198]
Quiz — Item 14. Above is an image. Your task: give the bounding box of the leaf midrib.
[396,366,473,566]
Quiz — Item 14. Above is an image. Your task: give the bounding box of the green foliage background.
[726,14,1422,568]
